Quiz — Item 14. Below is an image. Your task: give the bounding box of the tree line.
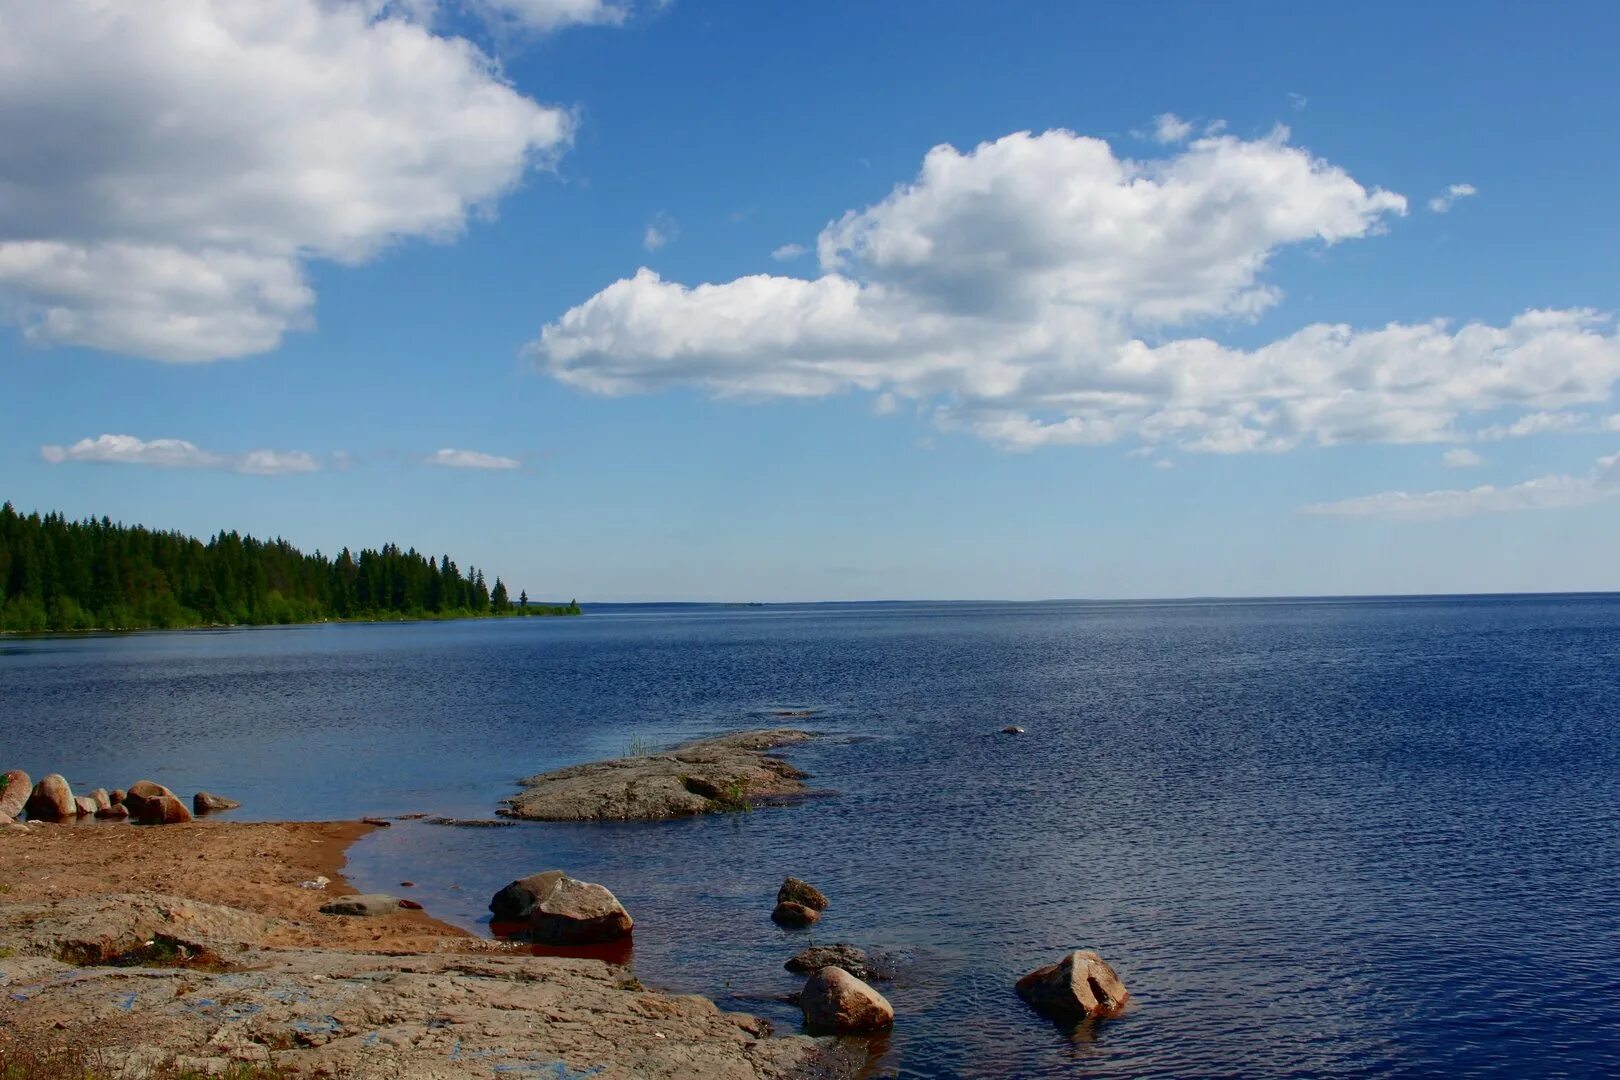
[0,502,579,632]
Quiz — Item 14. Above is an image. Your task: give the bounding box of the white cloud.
[468,0,627,32]
[530,127,1620,454]
[0,0,575,361]
[426,448,522,469]
[1476,410,1587,440]
[1304,452,1620,520]
[1442,447,1484,468]
[643,211,678,252]
[40,434,320,475]
[1427,183,1478,213]
[771,243,809,262]
[1149,112,1193,144]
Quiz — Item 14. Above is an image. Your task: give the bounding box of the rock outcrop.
[501,730,814,822]
[771,901,820,928]
[489,871,634,944]
[777,876,828,911]
[137,794,194,825]
[0,769,30,821]
[25,774,75,822]
[193,790,241,814]
[1015,950,1130,1020]
[799,967,894,1034]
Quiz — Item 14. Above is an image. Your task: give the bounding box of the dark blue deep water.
[5,596,1620,1078]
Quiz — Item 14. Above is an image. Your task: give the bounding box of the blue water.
[4,596,1620,1077]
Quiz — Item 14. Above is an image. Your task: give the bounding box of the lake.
[5,596,1620,1077]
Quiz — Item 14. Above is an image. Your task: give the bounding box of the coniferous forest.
[0,502,579,633]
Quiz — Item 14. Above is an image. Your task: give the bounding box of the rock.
[136,794,194,826]
[489,871,634,944]
[109,789,126,806]
[777,876,828,911]
[785,944,879,981]
[73,796,98,817]
[96,803,130,820]
[425,817,514,828]
[124,780,176,817]
[1002,725,1025,734]
[0,769,32,821]
[772,901,820,928]
[397,898,424,910]
[1015,950,1130,1021]
[192,791,241,814]
[25,774,75,823]
[88,788,112,812]
[501,729,814,822]
[798,967,894,1034]
[361,816,392,826]
[320,894,403,917]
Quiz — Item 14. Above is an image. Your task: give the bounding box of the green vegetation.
[0,502,580,633]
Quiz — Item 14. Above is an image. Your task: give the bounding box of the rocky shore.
[500,729,815,821]
[0,821,827,1078]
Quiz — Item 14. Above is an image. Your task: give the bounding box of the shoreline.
[0,817,830,1078]
[0,607,582,640]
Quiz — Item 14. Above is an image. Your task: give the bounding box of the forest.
[0,502,579,632]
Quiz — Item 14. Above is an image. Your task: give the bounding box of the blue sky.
[3,1,1619,600]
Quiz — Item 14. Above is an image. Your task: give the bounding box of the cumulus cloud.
[1428,183,1478,213]
[0,0,576,361]
[529,127,1620,453]
[771,243,809,261]
[40,434,321,475]
[1475,410,1586,440]
[643,212,677,252]
[1442,447,1484,468]
[1304,452,1620,520]
[1147,112,1193,144]
[426,448,522,469]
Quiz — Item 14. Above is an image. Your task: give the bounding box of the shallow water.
[5,596,1620,1077]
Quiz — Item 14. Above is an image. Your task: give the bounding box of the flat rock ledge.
[0,892,827,1080]
[500,729,816,822]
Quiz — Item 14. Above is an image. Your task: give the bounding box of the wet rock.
[1,770,33,821]
[772,901,820,928]
[95,803,130,820]
[1002,725,1025,735]
[193,791,241,814]
[361,817,392,827]
[73,796,98,817]
[785,944,879,981]
[799,966,894,1034]
[137,795,194,826]
[25,774,75,823]
[123,780,176,817]
[1016,950,1130,1021]
[319,894,403,917]
[777,876,828,911]
[489,871,634,944]
[501,729,813,822]
[425,817,514,828]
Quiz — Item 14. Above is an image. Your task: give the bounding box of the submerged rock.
[785,944,881,981]
[1,770,33,822]
[1015,950,1129,1021]
[1002,725,1025,735]
[193,791,241,814]
[501,729,814,822]
[25,774,75,823]
[772,901,820,928]
[489,871,634,944]
[777,876,829,911]
[799,967,894,1034]
[137,795,194,826]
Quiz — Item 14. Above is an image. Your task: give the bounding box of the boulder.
[73,796,98,817]
[799,967,894,1034]
[777,876,828,911]
[489,871,633,944]
[1015,950,1129,1021]
[1002,725,1025,735]
[96,803,130,820]
[124,780,176,817]
[320,894,402,917]
[109,789,127,806]
[771,901,820,928]
[136,794,193,825]
[88,788,112,812]
[25,774,75,822]
[193,791,241,814]
[0,769,30,821]
[785,944,880,981]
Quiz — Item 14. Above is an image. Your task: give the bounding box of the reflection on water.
[6,597,1620,1076]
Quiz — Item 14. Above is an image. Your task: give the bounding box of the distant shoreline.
[0,606,581,638]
